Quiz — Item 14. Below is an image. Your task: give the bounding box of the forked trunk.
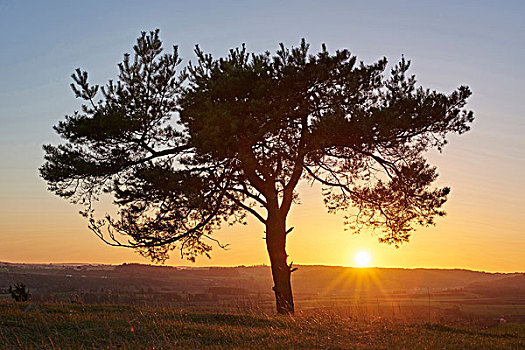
[266,214,294,314]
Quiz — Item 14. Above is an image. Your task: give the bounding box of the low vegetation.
[8,283,31,302]
[1,263,524,348]
[1,301,524,349]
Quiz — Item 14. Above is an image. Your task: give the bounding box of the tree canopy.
[41,30,473,313]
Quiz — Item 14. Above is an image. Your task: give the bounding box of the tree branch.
[225,193,267,225]
[280,116,308,215]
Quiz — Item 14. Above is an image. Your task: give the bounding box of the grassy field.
[1,301,524,349]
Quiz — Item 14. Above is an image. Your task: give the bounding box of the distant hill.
[1,262,522,300]
[464,274,525,299]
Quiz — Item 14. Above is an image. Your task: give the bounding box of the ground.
[1,301,524,349]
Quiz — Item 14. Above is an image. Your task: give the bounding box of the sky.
[0,0,524,272]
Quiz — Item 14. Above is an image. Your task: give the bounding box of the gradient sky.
[0,0,523,272]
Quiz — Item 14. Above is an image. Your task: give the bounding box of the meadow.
[2,263,524,348]
[1,301,524,349]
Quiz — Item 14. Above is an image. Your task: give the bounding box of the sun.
[354,251,372,267]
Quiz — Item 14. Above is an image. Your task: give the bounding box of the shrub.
[8,282,31,302]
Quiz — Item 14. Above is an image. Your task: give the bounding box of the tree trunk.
[266,213,294,314]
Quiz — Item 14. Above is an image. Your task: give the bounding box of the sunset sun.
[354,251,372,267]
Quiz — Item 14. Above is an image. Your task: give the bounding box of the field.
[1,263,525,348]
[1,301,524,349]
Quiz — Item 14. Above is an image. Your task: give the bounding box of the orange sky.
[0,1,524,272]
[2,145,524,273]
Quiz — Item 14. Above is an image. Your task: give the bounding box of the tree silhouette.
[40,30,474,314]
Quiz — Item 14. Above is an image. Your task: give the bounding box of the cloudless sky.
[0,0,524,271]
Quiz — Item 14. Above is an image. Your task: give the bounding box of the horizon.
[1,1,524,273]
[1,260,523,275]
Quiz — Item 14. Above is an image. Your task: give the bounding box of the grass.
[0,301,524,349]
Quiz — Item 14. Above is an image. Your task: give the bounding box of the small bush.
[8,282,31,302]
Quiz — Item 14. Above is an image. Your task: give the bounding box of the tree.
[40,30,474,314]
[9,282,31,302]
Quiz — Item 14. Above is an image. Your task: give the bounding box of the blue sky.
[0,0,524,270]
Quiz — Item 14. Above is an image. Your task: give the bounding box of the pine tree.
[41,30,473,314]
